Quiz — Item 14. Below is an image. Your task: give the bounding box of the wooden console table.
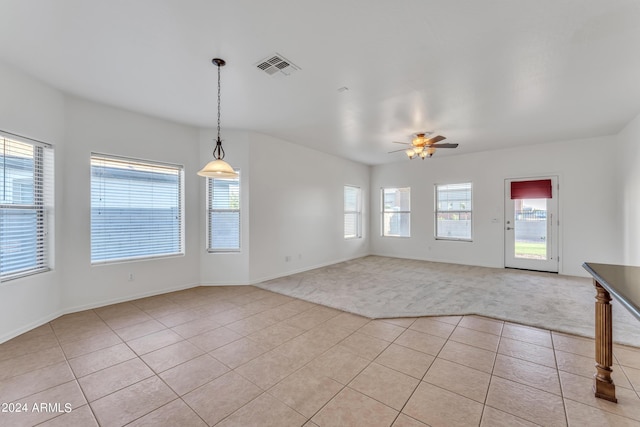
[582,262,640,403]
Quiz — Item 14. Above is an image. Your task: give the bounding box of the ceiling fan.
[389,132,458,159]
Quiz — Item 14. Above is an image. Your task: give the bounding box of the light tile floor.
[1,285,639,426]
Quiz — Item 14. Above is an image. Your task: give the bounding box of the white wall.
[0,62,66,342]
[371,136,622,276]
[248,132,370,283]
[0,58,371,341]
[0,57,634,343]
[200,131,371,285]
[60,96,202,312]
[1,61,206,341]
[619,112,640,266]
[199,129,251,285]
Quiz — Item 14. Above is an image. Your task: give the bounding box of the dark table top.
[583,263,640,321]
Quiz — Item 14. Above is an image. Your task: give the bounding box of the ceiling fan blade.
[388,148,412,153]
[425,135,446,144]
[392,141,410,145]
[431,143,458,148]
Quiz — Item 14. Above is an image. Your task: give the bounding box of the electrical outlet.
[285,255,291,262]
[128,273,134,281]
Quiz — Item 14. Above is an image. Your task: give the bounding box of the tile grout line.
[169,290,327,425]
[338,322,414,423]
[209,309,358,426]
[613,353,640,400]
[301,321,401,425]
[106,286,272,425]
[385,316,460,426]
[48,310,102,426]
[477,320,503,425]
[5,288,640,426]
[96,307,179,426]
[124,289,289,427]
[89,303,219,427]
[480,321,553,426]
[551,331,573,427]
[262,312,412,424]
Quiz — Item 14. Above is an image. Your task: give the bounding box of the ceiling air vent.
[255,53,300,77]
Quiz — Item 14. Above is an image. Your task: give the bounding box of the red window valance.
[511,179,552,199]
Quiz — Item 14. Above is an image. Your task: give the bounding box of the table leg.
[594,280,617,403]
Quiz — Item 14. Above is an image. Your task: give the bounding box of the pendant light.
[198,58,238,178]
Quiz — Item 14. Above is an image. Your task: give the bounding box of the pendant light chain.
[217,62,221,143]
[214,59,225,160]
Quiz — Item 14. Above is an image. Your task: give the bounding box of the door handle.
[506,227,513,230]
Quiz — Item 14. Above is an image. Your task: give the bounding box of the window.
[1,133,53,281]
[344,185,362,239]
[207,174,240,251]
[435,182,472,240]
[91,154,184,263]
[382,187,410,237]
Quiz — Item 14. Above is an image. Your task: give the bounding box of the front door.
[504,177,559,272]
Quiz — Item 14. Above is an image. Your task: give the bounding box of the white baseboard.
[1,254,373,343]
[0,281,200,344]
[60,282,200,315]
[199,282,251,287]
[0,311,64,344]
[248,254,370,285]
[370,251,499,269]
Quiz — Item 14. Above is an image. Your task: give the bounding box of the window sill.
[91,252,185,266]
[1,267,51,283]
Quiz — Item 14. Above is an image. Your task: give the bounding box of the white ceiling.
[1,0,639,165]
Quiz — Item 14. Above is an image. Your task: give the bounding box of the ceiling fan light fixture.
[412,132,430,146]
[389,132,456,160]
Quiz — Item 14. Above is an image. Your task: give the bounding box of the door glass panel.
[514,198,547,260]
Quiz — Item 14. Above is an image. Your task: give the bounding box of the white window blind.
[207,174,240,251]
[382,187,410,237]
[1,133,53,281]
[91,154,184,264]
[344,185,362,239]
[435,182,473,241]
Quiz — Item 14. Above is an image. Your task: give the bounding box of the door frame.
[504,175,560,273]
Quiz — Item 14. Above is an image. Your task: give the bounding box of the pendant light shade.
[198,58,238,179]
[197,158,238,178]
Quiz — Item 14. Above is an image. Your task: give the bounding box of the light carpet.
[257,255,640,347]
